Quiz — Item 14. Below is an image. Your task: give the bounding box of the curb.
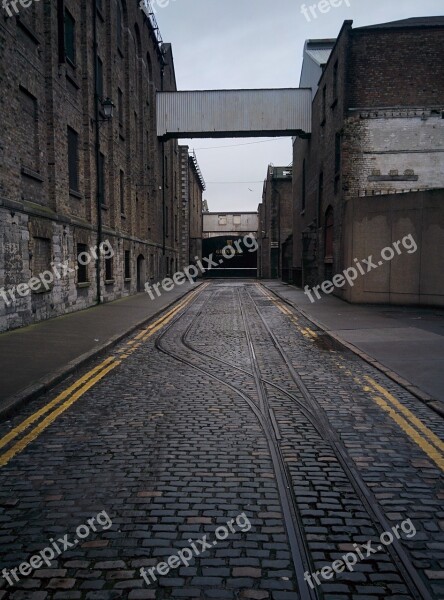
[261,283,444,419]
[0,283,203,422]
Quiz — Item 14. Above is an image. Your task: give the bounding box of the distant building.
[179,147,206,269]
[292,18,444,305]
[257,166,293,279]
[202,212,258,278]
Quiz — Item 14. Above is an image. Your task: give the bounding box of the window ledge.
[77,282,90,288]
[32,284,53,294]
[69,189,83,200]
[124,278,132,283]
[66,70,80,89]
[16,17,41,45]
[21,167,44,182]
[105,279,115,285]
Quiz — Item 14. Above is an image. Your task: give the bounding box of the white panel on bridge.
[157,89,312,138]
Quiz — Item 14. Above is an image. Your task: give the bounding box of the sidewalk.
[262,281,444,414]
[0,282,200,419]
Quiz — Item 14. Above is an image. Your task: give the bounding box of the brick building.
[0,0,184,332]
[178,147,205,269]
[257,166,293,279]
[292,17,444,305]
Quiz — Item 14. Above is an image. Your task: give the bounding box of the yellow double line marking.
[364,376,444,471]
[0,286,206,469]
[257,283,444,471]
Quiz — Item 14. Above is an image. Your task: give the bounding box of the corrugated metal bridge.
[157,89,312,139]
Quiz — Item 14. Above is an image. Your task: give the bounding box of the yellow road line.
[365,376,444,454]
[0,356,116,451]
[0,286,206,468]
[373,395,444,471]
[0,360,121,468]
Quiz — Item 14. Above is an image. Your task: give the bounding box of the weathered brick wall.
[347,27,444,108]
[0,0,182,332]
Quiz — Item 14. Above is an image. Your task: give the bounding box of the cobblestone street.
[0,281,443,600]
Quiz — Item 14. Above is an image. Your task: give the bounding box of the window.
[324,207,334,261]
[33,238,51,287]
[117,1,123,49]
[333,60,338,101]
[120,170,125,214]
[335,133,341,194]
[105,255,113,281]
[19,87,39,173]
[118,88,123,127]
[318,171,324,224]
[301,159,306,212]
[77,243,89,283]
[165,205,169,237]
[218,216,227,226]
[124,250,131,279]
[321,85,326,125]
[98,152,105,205]
[233,215,241,226]
[97,57,104,100]
[67,126,79,192]
[174,214,178,242]
[64,9,76,65]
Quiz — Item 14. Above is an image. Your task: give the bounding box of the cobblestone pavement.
[0,281,443,600]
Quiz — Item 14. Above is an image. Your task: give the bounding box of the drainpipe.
[161,65,166,269]
[93,0,102,304]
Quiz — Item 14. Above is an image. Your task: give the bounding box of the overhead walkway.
[157,88,312,139]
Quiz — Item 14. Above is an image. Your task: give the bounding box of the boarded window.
[120,170,125,214]
[97,57,104,99]
[67,126,79,192]
[19,87,39,173]
[33,237,51,277]
[324,208,334,261]
[118,88,123,126]
[105,255,113,281]
[77,243,89,283]
[218,216,227,226]
[124,250,131,279]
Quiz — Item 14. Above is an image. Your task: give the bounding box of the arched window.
[324,207,334,262]
[301,159,306,212]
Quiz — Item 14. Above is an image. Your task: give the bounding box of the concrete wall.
[343,189,444,306]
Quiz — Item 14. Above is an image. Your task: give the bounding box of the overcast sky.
[154,0,443,212]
